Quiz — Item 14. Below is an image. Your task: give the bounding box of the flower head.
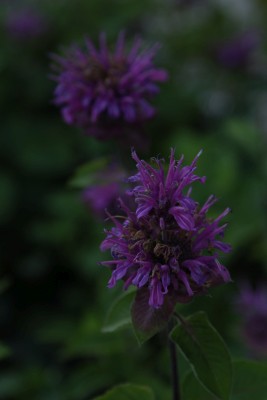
[216,31,260,69]
[82,163,126,218]
[236,284,267,355]
[101,149,231,308]
[51,32,168,138]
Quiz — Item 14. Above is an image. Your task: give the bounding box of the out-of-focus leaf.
[0,278,10,295]
[94,383,154,400]
[183,360,267,400]
[231,360,267,399]
[0,373,21,397]
[224,119,263,155]
[0,342,11,359]
[171,311,232,400]
[69,158,109,188]
[6,119,75,175]
[0,172,17,223]
[102,287,136,333]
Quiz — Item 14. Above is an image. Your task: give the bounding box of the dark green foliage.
[171,312,232,400]
[182,360,267,400]
[1,0,267,399]
[93,383,154,400]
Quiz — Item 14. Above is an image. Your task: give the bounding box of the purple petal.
[149,278,164,308]
[169,207,195,231]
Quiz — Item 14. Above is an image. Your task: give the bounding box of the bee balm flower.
[82,163,126,218]
[101,150,231,309]
[236,285,267,356]
[5,9,47,41]
[51,32,168,138]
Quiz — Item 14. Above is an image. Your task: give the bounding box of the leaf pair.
[102,290,267,400]
[171,312,267,399]
[103,289,231,399]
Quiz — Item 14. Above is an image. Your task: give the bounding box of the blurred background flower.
[215,30,260,69]
[51,32,168,139]
[81,162,126,218]
[236,284,267,357]
[5,8,47,41]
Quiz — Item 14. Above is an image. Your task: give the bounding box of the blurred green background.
[1,0,267,399]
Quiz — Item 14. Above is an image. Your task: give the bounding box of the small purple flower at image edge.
[236,284,267,357]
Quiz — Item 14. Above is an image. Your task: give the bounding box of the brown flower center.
[82,59,128,87]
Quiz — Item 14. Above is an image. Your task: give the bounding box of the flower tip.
[197,149,203,158]
[225,207,232,216]
[131,148,140,163]
[191,149,203,166]
[102,209,110,222]
[170,147,176,156]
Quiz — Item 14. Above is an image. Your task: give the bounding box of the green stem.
[168,320,181,400]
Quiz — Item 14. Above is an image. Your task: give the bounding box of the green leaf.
[93,383,155,400]
[0,343,11,360]
[68,158,109,188]
[231,360,267,399]
[182,371,218,400]
[171,311,232,400]
[0,278,10,295]
[224,119,263,155]
[131,288,176,344]
[102,288,136,333]
[182,360,267,400]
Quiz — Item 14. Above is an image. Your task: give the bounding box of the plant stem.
[168,320,181,400]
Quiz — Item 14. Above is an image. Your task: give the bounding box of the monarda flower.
[51,33,168,138]
[5,9,47,41]
[82,163,126,218]
[236,285,267,356]
[101,150,231,309]
[216,31,260,69]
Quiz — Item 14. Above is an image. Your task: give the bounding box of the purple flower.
[101,149,231,309]
[5,9,47,41]
[51,32,168,138]
[216,31,260,69]
[82,164,126,218]
[236,285,267,356]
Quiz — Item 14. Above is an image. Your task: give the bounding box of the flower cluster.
[101,149,231,309]
[51,32,168,138]
[236,285,267,355]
